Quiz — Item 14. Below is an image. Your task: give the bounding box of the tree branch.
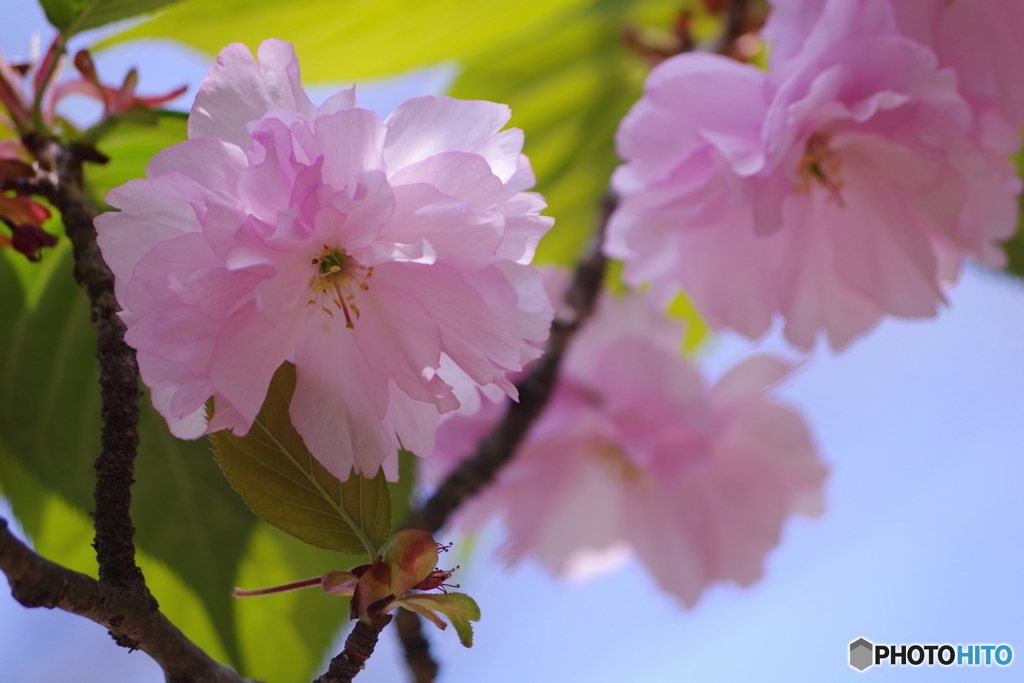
[0,517,249,683]
[395,193,614,683]
[407,192,612,534]
[0,134,253,683]
[395,608,439,683]
[314,617,392,683]
[26,134,144,590]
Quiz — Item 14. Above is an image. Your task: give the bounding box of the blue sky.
[2,2,1023,681]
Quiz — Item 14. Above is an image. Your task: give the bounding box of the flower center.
[307,246,373,329]
[593,442,643,481]
[796,132,845,207]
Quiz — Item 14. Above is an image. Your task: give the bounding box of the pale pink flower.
[429,289,826,607]
[608,0,1021,349]
[95,40,553,480]
[767,0,1024,129]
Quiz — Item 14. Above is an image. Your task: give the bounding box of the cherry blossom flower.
[608,0,1021,349]
[429,289,826,607]
[95,40,553,480]
[767,0,1024,129]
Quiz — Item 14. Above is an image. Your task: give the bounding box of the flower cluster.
[428,283,826,606]
[608,0,1022,349]
[95,40,553,480]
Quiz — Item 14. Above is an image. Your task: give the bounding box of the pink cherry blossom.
[767,0,1024,129]
[95,40,553,480]
[608,0,1021,350]
[429,288,826,607]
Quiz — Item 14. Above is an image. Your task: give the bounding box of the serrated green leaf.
[105,0,593,83]
[210,361,391,556]
[40,0,183,38]
[401,592,481,647]
[0,251,254,666]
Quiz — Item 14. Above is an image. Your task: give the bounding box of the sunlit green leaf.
[401,592,481,648]
[210,362,391,557]
[234,524,360,681]
[450,0,681,266]
[0,251,254,666]
[107,0,593,83]
[40,0,183,38]
[85,109,188,207]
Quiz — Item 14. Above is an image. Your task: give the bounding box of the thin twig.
[314,616,392,683]
[0,517,249,683]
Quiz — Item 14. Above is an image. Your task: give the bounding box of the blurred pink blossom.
[608,0,1021,349]
[429,289,826,606]
[95,40,553,480]
[767,0,1024,129]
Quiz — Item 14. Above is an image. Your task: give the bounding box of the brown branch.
[719,0,750,55]
[0,517,248,683]
[0,134,254,683]
[314,616,392,683]
[395,608,439,683]
[26,134,143,590]
[395,193,614,683]
[407,192,613,534]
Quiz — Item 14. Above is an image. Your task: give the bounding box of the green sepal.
[400,592,481,648]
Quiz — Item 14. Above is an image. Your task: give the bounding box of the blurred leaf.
[106,0,593,83]
[85,109,188,207]
[210,362,391,556]
[0,455,231,663]
[40,0,183,38]
[0,251,255,666]
[235,524,361,681]
[1004,143,1024,278]
[450,0,681,266]
[389,446,417,532]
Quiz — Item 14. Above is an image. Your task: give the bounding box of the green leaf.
[450,0,682,266]
[234,524,362,681]
[210,361,391,557]
[0,251,255,667]
[388,446,418,533]
[40,0,183,38]
[105,0,593,84]
[401,592,481,648]
[85,109,188,208]
[1004,141,1024,278]
[0,455,231,664]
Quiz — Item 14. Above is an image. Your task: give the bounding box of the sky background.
[2,2,1023,681]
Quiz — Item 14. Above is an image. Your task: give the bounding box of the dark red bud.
[11,223,57,262]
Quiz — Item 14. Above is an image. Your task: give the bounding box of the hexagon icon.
[850,638,874,671]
